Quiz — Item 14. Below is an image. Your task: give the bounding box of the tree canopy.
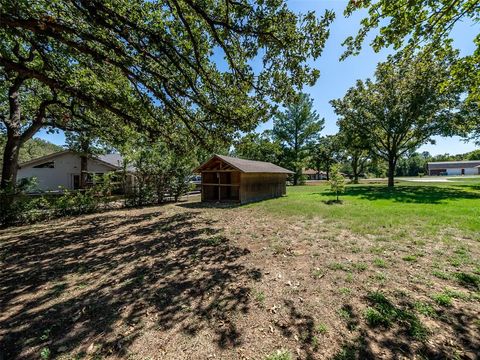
[0,134,62,167]
[332,48,464,187]
[336,128,369,184]
[273,93,324,185]
[0,0,334,189]
[342,0,480,106]
[232,131,281,164]
[308,135,342,181]
[1,0,334,141]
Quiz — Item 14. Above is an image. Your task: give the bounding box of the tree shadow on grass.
[274,299,318,360]
[0,208,260,358]
[343,185,480,204]
[322,199,344,205]
[178,201,241,209]
[330,293,479,359]
[274,300,374,360]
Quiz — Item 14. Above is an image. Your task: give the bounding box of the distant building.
[303,169,327,180]
[17,150,135,191]
[195,154,293,204]
[427,160,480,176]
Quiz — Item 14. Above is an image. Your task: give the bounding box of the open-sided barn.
[195,155,293,204]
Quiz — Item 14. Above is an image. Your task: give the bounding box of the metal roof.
[427,160,480,169]
[197,154,294,174]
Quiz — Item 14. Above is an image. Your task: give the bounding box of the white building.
[17,150,132,191]
[427,160,480,176]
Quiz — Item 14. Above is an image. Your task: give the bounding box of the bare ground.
[0,196,479,359]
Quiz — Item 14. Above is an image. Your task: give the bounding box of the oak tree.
[232,131,282,164]
[0,0,334,189]
[331,49,463,187]
[308,135,342,181]
[342,0,479,139]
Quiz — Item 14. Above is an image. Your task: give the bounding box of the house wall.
[18,153,114,191]
[445,168,479,176]
[239,173,287,204]
[428,168,446,176]
[429,167,480,176]
[306,173,326,180]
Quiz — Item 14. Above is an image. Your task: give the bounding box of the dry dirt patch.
[0,200,478,359]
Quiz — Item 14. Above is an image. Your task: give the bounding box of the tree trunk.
[387,156,396,188]
[80,155,88,189]
[293,170,299,186]
[156,177,164,204]
[79,137,91,189]
[351,155,359,184]
[1,75,24,191]
[1,133,21,190]
[293,126,299,186]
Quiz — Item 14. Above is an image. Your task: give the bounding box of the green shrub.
[373,258,387,268]
[432,293,452,307]
[402,255,417,262]
[364,292,396,326]
[40,347,51,360]
[329,164,346,201]
[0,174,115,227]
[315,323,328,334]
[265,350,292,360]
[364,307,390,327]
[0,177,46,226]
[365,291,429,340]
[414,301,437,318]
[454,272,480,289]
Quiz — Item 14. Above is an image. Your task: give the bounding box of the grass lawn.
[0,180,479,359]
[251,179,480,240]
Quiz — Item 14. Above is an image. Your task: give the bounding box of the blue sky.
[37,0,478,155]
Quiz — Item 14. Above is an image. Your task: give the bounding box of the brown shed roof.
[196,154,294,174]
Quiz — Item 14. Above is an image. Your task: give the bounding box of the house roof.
[18,150,71,168]
[19,150,123,171]
[303,169,326,175]
[427,160,480,170]
[98,154,136,172]
[196,154,294,174]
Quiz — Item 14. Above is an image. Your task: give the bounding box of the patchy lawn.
[1,181,479,359]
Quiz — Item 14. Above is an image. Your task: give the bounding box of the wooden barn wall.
[239,173,287,203]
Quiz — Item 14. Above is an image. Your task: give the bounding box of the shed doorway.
[202,171,240,202]
[198,157,241,202]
